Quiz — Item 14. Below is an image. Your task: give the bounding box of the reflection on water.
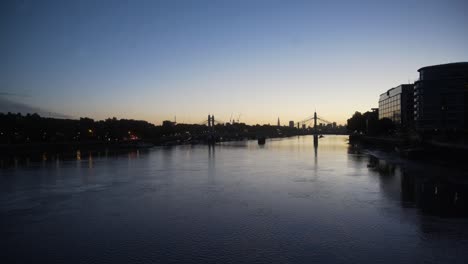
[1,136,468,264]
[0,148,148,169]
[367,155,468,217]
[313,135,318,166]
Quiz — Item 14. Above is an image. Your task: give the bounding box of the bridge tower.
[206,115,216,144]
[314,111,318,134]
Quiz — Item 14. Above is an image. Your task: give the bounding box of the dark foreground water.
[1,135,468,263]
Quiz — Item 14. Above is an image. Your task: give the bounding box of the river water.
[1,135,468,263]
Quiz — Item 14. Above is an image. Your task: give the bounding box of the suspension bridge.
[195,112,335,134]
[161,112,342,145]
[298,112,334,133]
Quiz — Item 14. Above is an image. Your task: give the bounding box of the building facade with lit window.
[378,84,414,129]
[414,62,468,131]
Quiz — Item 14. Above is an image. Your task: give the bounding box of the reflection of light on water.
[76,150,81,161]
[41,153,47,167]
[88,153,93,169]
[128,151,139,160]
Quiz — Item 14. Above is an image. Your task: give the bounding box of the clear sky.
[1,0,467,125]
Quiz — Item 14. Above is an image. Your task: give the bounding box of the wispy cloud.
[0,92,31,98]
[0,96,73,119]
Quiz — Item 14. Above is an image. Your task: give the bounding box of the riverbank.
[349,134,468,163]
[0,132,351,153]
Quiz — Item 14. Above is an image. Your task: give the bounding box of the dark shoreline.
[0,133,351,152]
[348,134,468,164]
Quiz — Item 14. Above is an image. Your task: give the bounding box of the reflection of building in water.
[407,173,468,217]
[368,156,468,217]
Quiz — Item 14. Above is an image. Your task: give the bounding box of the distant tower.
[208,114,211,127]
[277,117,280,127]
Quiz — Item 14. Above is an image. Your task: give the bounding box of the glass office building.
[414,62,468,131]
[378,84,414,128]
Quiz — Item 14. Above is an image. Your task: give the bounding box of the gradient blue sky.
[1,0,467,125]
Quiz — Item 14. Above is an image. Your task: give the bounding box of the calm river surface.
[1,135,468,263]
